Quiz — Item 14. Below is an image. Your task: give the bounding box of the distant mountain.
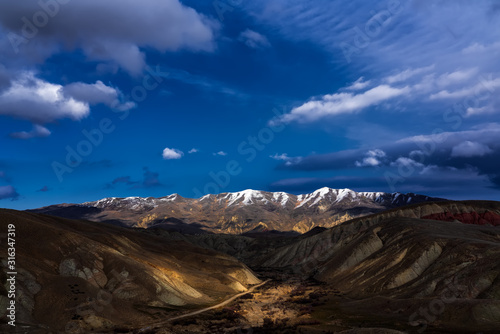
[30,187,444,234]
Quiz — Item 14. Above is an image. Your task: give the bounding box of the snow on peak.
[225,189,269,206]
[335,188,357,203]
[272,192,290,207]
[312,187,334,196]
[85,197,117,207]
[296,187,334,208]
[159,193,179,202]
[199,194,212,201]
[295,188,378,208]
[392,192,402,203]
[81,187,423,212]
[359,191,386,202]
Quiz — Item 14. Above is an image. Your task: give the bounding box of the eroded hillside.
[0,210,260,333]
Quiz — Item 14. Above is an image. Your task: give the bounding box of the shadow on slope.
[0,209,260,333]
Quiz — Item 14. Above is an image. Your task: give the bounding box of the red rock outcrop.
[422,211,500,226]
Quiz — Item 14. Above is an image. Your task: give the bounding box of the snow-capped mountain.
[32,188,443,234]
[84,187,434,210]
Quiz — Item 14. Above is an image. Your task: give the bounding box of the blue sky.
[0,0,499,209]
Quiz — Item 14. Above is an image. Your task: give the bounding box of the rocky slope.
[0,209,260,333]
[146,200,500,264]
[30,187,442,234]
[247,200,500,332]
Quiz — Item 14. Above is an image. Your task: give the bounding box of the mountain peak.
[224,189,268,206]
[311,187,335,196]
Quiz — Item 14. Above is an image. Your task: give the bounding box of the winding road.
[138,279,271,332]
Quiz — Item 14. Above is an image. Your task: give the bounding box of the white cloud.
[451,141,493,158]
[0,72,134,137]
[429,76,500,100]
[238,29,271,49]
[398,124,500,148]
[385,66,435,84]
[270,153,291,161]
[276,85,410,124]
[0,72,89,124]
[213,151,227,156]
[355,149,386,167]
[462,42,500,54]
[188,148,199,154]
[63,80,134,110]
[154,67,246,97]
[465,105,495,117]
[162,147,184,160]
[390,157,424,169]
[270,153,303,166]
[346,77,371,91]
[436,68,478,87]
[10,125,51,139]
[411,74,436,93]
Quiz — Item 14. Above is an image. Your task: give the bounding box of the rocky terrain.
[0,209,260,333]
[30,188,442,234]
[144,200,500,332]
[249,201,500,333]
[2,199,500,333]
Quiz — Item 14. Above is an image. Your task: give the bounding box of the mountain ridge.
[78,187,435,209]
[30,187,444,234]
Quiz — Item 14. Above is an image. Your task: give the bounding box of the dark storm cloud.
[269,166,491,199]
[282,125,500,168]
[277,124,500,189]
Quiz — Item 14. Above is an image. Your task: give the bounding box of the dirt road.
[138,279,271,332]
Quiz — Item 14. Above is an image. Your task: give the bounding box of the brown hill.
[0,209,260,333]
[250,200,500,332]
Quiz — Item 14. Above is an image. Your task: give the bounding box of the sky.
[0,0,499,210]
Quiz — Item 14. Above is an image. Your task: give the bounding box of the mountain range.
[30,187,443,234]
